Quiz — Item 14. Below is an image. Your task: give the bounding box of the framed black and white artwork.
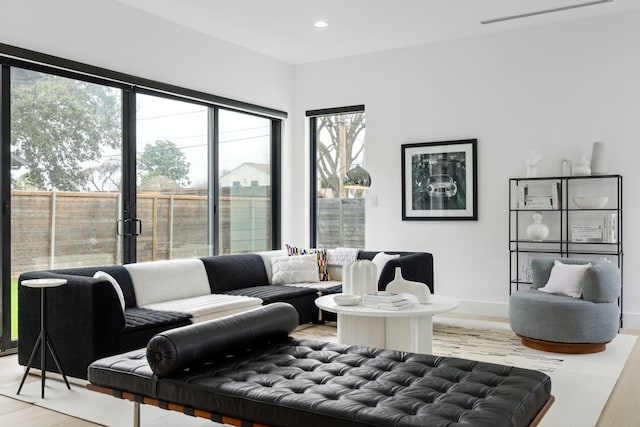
[401,139,477,220]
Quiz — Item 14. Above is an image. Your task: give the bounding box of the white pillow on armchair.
[538,260,591,298]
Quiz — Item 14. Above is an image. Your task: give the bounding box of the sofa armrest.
[583,263,621,303]
[18,271,126,378]
[378,253,434,293]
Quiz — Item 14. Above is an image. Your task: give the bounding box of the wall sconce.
[343,165,371,190]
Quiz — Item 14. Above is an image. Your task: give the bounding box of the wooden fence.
[10,191,363,277]
[10,191,271,276]
[316,198,365,248]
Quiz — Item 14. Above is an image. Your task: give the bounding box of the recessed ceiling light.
[314,20,329,28]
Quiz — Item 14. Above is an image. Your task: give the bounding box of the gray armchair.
[509,258,621,354]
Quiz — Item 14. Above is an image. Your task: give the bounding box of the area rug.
[0,316,636,427]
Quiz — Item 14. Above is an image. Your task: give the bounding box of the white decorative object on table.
[524,151,541,178]
[342,260,377,296]
[526,212,549,241]
[371,252,400,281]
[333,294,361,306]
[385,267,432,303]
[573,156,591,176]
[590,141,608,175]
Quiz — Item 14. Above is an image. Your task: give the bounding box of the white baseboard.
[455,299,509,318]
[622,312,640,330]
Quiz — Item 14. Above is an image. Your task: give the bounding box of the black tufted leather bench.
[88,303,553,427]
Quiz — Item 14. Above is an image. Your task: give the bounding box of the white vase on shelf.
[526,212,549,241]
[590,141,608,175]
[573,156,591,176]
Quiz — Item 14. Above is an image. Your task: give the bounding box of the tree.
[84,158,121,192]
[11,74,121,191]
[316,113,365,198]
[138,139,191,188]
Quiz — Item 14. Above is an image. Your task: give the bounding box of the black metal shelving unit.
[509,175,623,324]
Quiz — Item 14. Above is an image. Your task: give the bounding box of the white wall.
[293,12,640,327]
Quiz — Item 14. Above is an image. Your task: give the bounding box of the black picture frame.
[401,139,477,220]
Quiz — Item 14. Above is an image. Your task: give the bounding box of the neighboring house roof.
[220,162,270,187]
[11,153,27,169]
[221,162,270,178]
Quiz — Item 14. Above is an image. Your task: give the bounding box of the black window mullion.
[271,119,282,250]
[210,107,219,255]
[0,64,14,352]
[122,88,137,264]
[309,116,318,246]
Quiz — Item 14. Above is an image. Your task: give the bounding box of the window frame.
[307,105,365,247]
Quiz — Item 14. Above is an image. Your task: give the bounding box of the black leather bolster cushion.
[146,302,299,377]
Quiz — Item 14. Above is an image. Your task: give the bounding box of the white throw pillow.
[271,254,319,285]
[94,271,126,311]
[539,260,591,298]
[327,247,360,266]
[372,252,400,281]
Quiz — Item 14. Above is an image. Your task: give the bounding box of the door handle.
[116,219,142,236]
[133,219,142,236]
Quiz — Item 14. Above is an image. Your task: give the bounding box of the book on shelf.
[519,253,532,283]
[361,291,403,303]
[516,182,554,209]
[363,298,413,310]
[571,224,603,242]
[517,183,528,209]
[603,213,617,243]
[551,182,561,209]
[524,195,552,209]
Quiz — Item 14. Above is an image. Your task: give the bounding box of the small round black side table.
[17,278,71,398]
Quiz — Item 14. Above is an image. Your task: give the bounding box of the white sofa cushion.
[125,259,211,306]
[142,294,263,324]
[284,280,342,292]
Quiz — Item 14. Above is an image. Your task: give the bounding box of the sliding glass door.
[135,93,211,261]
[0,59,282,353]
[218,110,272,254]
[8,68,123,343]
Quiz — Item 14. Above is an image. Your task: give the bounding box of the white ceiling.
[115,0,640,65]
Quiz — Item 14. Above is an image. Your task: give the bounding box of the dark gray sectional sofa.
[18,249,433,379]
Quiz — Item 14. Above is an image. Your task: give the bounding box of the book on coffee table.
[362,291,403,303]
[363,298,413,310]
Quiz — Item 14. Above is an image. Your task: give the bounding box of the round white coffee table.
[315,294,459,354]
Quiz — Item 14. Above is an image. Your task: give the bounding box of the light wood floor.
[1,323,639,427]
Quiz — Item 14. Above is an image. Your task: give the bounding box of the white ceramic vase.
[573,156,591,176]
[590,141,608,175]
[385,267,432,303]
[526,212,549,241]
[342,260,377,296]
